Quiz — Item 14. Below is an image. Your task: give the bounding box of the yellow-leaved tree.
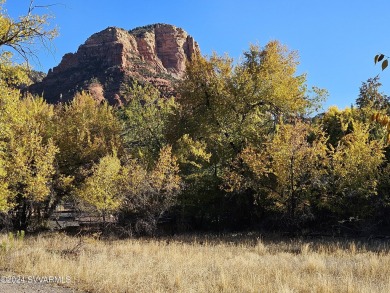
[0,89,58,230]
[54,92,123,184]
[0,84,18,213]
[78,153,124,224]
[237,121,328,222]
[174,41,327,228]
[120,145,181,235]
[327,121,385,218]
[0,0,57,62]
[0,0,59,229]
[76,145,181,235]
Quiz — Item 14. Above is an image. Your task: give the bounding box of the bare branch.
[0,0,58,64]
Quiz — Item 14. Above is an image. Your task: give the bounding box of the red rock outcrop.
[30,24,200,104]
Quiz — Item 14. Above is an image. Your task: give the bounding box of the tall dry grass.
[0,232,389,292]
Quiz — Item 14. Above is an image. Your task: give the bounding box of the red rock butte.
[29,24,200,104]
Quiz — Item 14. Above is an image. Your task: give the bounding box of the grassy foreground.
[0,233,390,293]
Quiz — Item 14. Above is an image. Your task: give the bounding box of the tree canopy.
[0,1,390,234]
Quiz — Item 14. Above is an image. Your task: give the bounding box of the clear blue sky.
[6,0,390,111]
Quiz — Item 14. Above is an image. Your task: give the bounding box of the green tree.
[120,82,178,165]
[356,77,390,111]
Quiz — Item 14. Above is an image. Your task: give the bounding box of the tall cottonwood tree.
[178,41,325,170]
[0,90,58,229]
[0,7,57,225]
[0,0,57,225]
[175,41,326,228]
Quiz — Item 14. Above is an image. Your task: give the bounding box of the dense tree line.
[1,1,390,235]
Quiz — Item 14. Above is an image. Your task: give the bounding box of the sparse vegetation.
[129,23,171,37]
[1,233,390,292]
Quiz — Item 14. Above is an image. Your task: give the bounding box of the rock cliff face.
[30,24,200,104]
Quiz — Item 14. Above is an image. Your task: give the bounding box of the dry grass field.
[0,232,389,293]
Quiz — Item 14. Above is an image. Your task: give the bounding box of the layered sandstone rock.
[30,24,200,104]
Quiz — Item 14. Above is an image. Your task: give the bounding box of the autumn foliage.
[1,1,390,235]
